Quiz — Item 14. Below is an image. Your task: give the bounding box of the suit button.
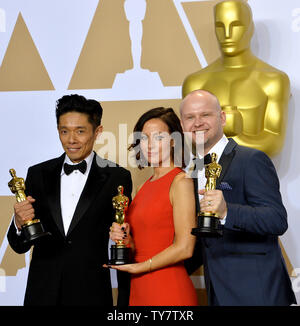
[67,240,72,245]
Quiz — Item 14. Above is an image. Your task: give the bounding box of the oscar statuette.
[192,153,223,237]
[222,105,243,137]
[8,169,51,243]
[108,185,132,265]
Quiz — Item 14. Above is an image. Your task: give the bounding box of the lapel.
[216,138,237,188]
[204,138,237,247]
[193,177,200,214]
[66,154,111,236]
[43,153,65,237]
[193,139,237,213]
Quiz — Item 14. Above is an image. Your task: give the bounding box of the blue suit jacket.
[186,138,296,306]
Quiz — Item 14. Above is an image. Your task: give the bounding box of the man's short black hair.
[56,94,103,130]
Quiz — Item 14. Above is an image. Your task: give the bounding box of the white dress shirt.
[185,135,229,224]
[60,151,94,234]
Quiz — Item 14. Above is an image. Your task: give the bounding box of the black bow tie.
[64,160,87,175]
[193,154,212,171]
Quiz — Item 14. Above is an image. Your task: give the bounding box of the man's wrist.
[13,215,22,235]
[220,214,227,225]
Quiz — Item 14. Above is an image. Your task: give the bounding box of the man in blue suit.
[181,89,296,306]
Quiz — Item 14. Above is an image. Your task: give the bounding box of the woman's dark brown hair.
[128,107,187,169]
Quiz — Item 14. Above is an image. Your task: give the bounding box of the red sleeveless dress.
[126,168,198,306]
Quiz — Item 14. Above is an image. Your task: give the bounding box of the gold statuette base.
[108,245,132,265]
[191,212,223,238]
[22,219,51,243]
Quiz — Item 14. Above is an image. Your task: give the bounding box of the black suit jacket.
[7,153,132,306]
[185,138,296,306]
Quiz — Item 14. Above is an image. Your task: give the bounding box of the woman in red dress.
[107,107,198,306]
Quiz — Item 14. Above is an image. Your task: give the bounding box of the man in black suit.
[181,89,296,306]
[7,94,132,306]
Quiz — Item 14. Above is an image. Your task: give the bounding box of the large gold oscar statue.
[182,0,290,157]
